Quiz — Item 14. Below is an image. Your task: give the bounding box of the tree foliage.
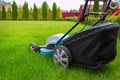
[47,8,52,20]
[23,1,29,20]
[57,7,62,20]
[93,1,99,17]
[17,6,23,20]
[0,10,2,20]
[2,6,6,20]
[6,6,12,20]
[52,2,57,20]
[42,2,48,20]
[33,3,37,20]
[28,8,33,20]
[0,1,62,21]
[12,1,17,20]
[37,8,42,20]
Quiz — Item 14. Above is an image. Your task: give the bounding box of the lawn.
[0,21,120,80]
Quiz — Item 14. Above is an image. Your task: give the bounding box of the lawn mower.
[29,0,120,68]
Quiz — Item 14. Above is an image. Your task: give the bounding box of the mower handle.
[56,0,113,46]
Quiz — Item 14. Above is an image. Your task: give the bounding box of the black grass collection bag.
[63,22,119,68]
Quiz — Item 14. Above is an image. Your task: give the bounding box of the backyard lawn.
[0,21,120,80]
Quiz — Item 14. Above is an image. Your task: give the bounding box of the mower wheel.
[53,46,72,68]
[29,43,38,52]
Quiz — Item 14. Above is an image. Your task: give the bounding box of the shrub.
[52,3,57,20]
[6,6,12,20]
[42,2,48,20]
[2,6,6,20]
[22,1,29,20]
[37,8,42,20]
[61,17,77,22]
[93,1,99,17]
[33,4,38,20]
[57,7,62,20]
[113,15,120,24]
[105,14,120,24]
[12,1,17,20]
[0,10,2,20]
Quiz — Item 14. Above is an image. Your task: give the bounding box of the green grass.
[0,21,120,80]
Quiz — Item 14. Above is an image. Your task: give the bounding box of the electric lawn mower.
[29,0,120,68]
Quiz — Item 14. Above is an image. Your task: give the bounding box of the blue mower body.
[39,33,69,56]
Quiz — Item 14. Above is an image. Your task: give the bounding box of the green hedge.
[105,15,120,24]
[60,17,77,22]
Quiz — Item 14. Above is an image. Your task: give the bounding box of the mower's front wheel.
[29,43,38,52]
[53,46,72,68]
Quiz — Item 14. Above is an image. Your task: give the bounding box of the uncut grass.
[0,21,120,80]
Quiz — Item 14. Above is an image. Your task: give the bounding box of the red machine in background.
[111,8,120,17]
[111,0,120,17]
